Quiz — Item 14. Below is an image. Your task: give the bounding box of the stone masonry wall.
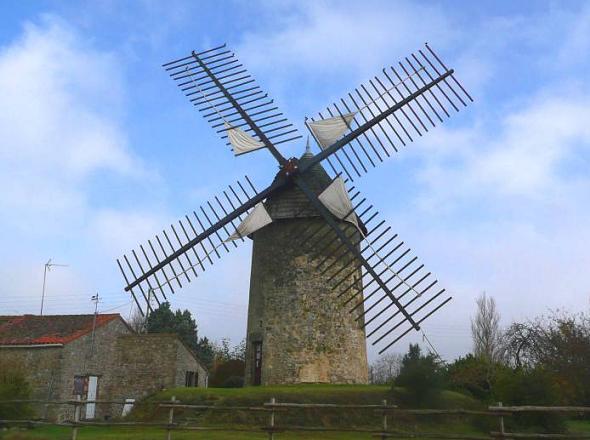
[112,334,207,402]
[174,338,208,388]
[0,321,207,421]
[0,346,64,418]
[0,318,132,421]
[245,217,368,385]
[58,318,132,421]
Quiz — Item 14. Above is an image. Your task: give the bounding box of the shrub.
[394,344,444,407]
[493,367,565,432]
[0,360,32,419]
[209,359,245,388]
[444,354,505,401]
[221,376,244,388]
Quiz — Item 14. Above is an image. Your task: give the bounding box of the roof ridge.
[0,314,122,346]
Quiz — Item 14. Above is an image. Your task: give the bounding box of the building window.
[185,371,197,387]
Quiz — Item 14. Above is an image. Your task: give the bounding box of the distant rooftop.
[0,314,122,346]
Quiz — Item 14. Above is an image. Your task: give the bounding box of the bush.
[0,360,32,419]
[394,344,444,407]
[221,376,244,388]
[209,359,245,388]
[493,367,565,432]
[445,354,501,401]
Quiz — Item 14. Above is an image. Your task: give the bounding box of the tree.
[231,338,246,362]
[209,337,247,387]
[369,353,402,385]
[395,344,444,406]
[213,337,233,363]
[195,337,215,369]
[471,292,503,363]
[503,311,590,405]
[128,306,146,333]
[145,302,199,352]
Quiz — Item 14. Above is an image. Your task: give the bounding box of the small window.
[185,371,197,387]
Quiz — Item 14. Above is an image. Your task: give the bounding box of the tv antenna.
[40,258,68,316]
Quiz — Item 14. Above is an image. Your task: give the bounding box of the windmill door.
[253,341,262,385]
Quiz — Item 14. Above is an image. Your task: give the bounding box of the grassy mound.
[130,384,484,432]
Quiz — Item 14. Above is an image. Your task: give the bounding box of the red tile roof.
[0,314,122,345]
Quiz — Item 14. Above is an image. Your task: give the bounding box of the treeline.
[370,293,590,408]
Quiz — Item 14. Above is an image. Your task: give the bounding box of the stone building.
[0,314,207,420]
[244,150,369,385]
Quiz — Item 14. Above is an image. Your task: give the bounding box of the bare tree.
[128,307,146,333]
[369,353,403,384]
[471,292,503,363]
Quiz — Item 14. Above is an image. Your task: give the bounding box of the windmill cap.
[265,149,332,221]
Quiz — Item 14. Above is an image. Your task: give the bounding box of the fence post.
[268,397,276,440]
[71,395,81,440]
[498,401,505,439]
[381,399,388,440]
[166,395,176,440]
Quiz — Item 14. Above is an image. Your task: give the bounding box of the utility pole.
[89,293,100,357]
[40,259,68,316]
[143,288,153,334]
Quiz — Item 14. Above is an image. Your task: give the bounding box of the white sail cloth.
[224,122,265,156]
[226,203,272,241]
[318,177,359,230]
[307,112,356,149]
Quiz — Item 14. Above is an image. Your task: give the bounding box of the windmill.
[117,43,472,385]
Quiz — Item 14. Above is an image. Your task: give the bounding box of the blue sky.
[1,0,589,361]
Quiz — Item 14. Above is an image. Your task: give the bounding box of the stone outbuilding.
[0,314,207,420]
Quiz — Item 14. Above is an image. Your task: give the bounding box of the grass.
[2,385,587,440]
[568,419,590,433]
[0,426,372,440]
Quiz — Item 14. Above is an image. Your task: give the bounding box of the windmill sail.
[116,175,270,315]
[303,43,473,182]
[225,122,265,155]
[307,112,356,149]
[226,203,272,240]
[318,177,359,229]
[292,180,452,354]
[163,44,302,157]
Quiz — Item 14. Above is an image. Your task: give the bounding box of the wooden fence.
[1,398,589,439]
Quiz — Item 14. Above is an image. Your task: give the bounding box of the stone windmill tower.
[245,146,368,385]
[117,43,472,385]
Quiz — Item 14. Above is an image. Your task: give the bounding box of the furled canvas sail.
[318,177,359,229]
[225,122,265,155]
[307,112,356,149]
[226,203,272,241]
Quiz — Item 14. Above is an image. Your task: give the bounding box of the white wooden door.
[86,376,98,419]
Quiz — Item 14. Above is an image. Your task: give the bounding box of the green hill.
[131,384,485,432]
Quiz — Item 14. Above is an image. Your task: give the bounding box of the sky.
[1,0,589,362]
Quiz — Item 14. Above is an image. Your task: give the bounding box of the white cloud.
[237,1,455,80]
[412,89,590,207]
[90,209,172,257]
[0,16,157,316]
[0,15,141,230]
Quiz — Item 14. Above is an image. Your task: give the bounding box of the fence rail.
[1,398,589,439]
